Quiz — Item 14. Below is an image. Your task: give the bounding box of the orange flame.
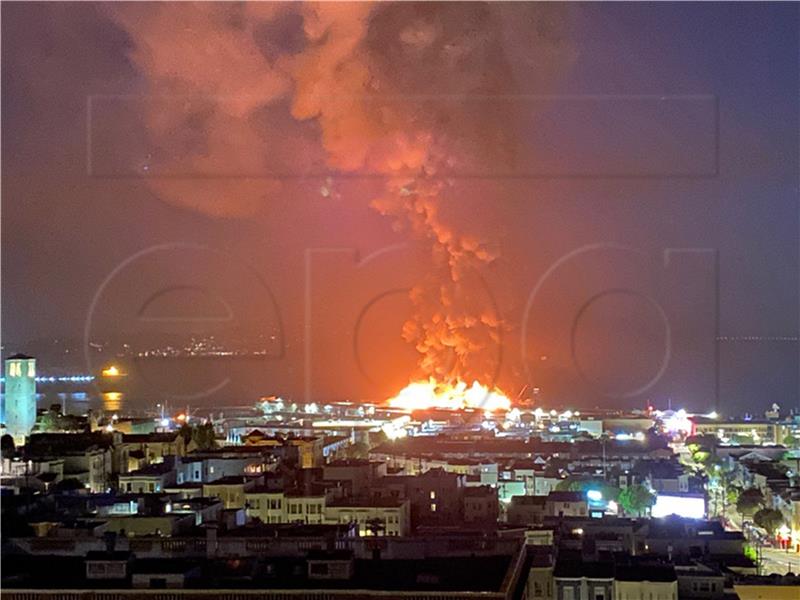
[387,378,511,413]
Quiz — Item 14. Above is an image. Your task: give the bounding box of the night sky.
[2,2,798,414]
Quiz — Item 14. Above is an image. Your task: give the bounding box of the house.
[323,459,386,495]
[103,513,196,537]
[462,485,499,524]
[383,468,466,526]
[202,475,260,509]
[245,486,286,524]
[177,450,275,484]
[553,558,614,600]
[644,517,746,560]
[508,495,548,525]
[118,461,176,493]
[524,548,554,600]
[534,468,564,496]
[325,497,410,536]
[741,460,792,501]
[630,459,689,494]
[25,432,114,493]
[614,564,677,600]
[674,562,725,599]
[242,431,324,468]
[284,492,326,524]
[166,497,223,526]
[118,432,186,467]
[546,491,588,518]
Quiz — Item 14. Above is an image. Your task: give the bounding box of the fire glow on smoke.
[387,378,511,413]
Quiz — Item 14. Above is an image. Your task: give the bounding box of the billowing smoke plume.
[110,2,573,386]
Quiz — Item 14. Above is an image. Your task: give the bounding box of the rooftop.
[120,462,174,477]
[547,491,585,503]
[510,495,547,506]
[327,497,406,508]
[204,476,254,486]
[615,564,676,582]
[553,559,614,580]
[121,433,181,443]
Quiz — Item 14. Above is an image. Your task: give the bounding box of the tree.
[707,458,737,517]
[753,508,784,537]
[370,430,388,448]
[618,484,656,517]
[736,487,765,518]
[1,434,15,460]
[345,442,370,459]
[782,434,800,450]
[184,422,216,451]
[178,422,193,444]
[555,476,619,502]
[688,448,713,474]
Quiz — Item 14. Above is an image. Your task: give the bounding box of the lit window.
[430,491,436,499]
[27,363,35,377]
[430,503,436,512]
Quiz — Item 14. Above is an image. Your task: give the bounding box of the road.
[721,505,800,575]
[760,547,800,575]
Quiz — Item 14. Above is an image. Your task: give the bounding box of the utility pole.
[602,435,607,480]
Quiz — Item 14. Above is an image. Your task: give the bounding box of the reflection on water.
[102,391,124,412]
[35,359,271,416]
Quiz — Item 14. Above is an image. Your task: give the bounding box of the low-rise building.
[244,486,285,524]
[285,492,326,524]
[693,418,779,445]
[177,450,274,484]
[242,431,324,468]
[524,549,554,600]
[118,462,176,493]
[553,559,614,600]
[202,475,259,509]
[508,495,548,526]
[613,564,677,600]
[118,433,186,466]
[674,562,725,599]
[463,485,499,524]
[546,491,588,518]
[325,497,410,536]
[322,459,386,495]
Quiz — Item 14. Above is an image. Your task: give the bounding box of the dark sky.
[2,2,798,414]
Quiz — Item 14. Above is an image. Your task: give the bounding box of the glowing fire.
[387,378,512,413]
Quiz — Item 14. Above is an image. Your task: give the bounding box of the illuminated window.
[430,491,436,499]
[430,503,436,512]
[27,363,35,377]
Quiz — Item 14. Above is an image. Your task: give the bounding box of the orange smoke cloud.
[111,1,573,386]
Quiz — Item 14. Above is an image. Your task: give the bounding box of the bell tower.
[4,354,37,444]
